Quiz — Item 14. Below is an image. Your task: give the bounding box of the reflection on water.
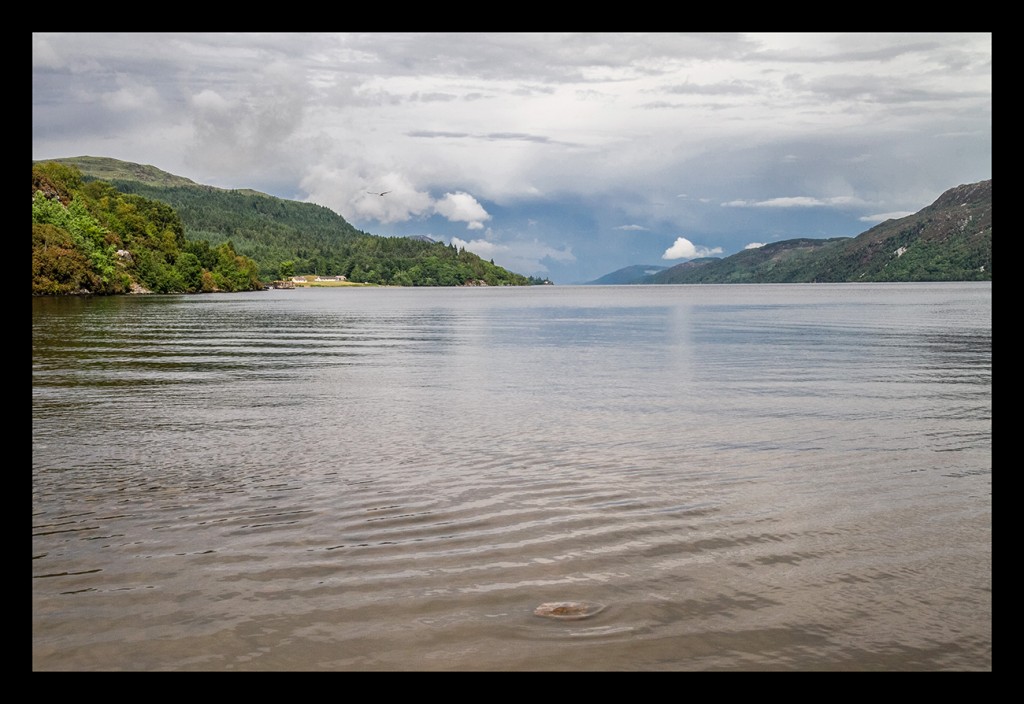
[33,283,991,671]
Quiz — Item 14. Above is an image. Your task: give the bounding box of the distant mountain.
[589,180,991,284]
[650,239,849,284]
[583,264,668,285]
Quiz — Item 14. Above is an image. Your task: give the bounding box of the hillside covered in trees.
[33,161,262,295]
[587,180,992,285]
[34,157,540,291]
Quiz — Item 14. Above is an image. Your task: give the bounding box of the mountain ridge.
[588,179,991,284]
[40,157,991,286]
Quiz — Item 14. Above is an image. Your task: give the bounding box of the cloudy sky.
[32,32,991,283]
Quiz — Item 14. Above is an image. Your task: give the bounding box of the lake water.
[31,283,992,671]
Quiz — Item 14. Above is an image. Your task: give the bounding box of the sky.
[32,32,992,283]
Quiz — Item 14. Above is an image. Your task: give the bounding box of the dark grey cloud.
[749,39,946,64]
[407,130,558,144]
[407,130,471,138]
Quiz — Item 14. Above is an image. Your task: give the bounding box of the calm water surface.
[32,283,991,671]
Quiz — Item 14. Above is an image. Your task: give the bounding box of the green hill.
[583,264,667,285]
[34,156,534,289]
[589,180,991,284]
[39,155,202,188]
[656,180,991,284]
[32,160,262,295]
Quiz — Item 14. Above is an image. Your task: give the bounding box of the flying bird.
[367,190,392,196]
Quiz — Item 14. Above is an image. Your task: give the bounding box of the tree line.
[32,161,541,295]
[105,178,536,286]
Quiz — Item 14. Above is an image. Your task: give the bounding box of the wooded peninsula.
[32,158,545,296]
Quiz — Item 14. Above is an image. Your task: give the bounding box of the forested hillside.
[647,180,992,284]
[587,180,992,285]
[39,156,537,288]
[32,161,262,295]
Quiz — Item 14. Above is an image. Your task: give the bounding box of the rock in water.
[533,601,605,620]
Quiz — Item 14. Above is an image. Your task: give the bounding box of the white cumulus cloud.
[435,192,491,229]
[662,237,723,261]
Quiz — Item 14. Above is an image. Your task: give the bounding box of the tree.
[174,252,204,292]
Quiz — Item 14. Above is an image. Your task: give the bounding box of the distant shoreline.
[287,281,375,288]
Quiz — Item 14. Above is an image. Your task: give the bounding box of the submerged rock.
[533,601,605,620]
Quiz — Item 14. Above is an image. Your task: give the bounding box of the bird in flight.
[367,190,392,196]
